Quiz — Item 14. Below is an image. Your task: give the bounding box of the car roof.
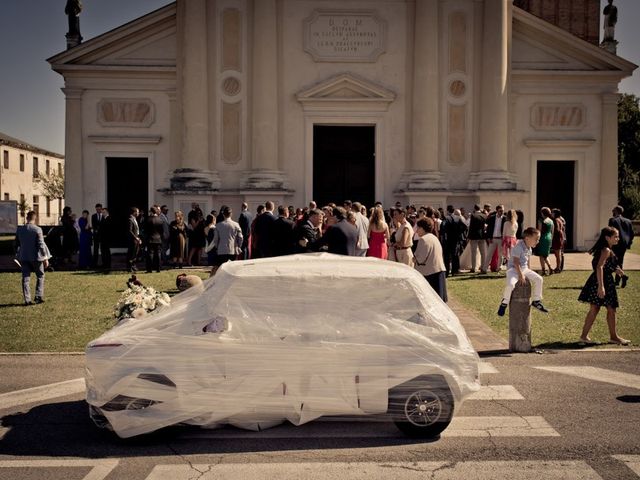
[217,253,419,279]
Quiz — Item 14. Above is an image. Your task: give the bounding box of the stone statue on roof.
[603,0,618,42]
[65,0,83,49]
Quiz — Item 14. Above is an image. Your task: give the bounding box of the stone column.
[600,93,619,226]
[469,0,515,190]
[399,0,449,192]
[62,87,84,210]
[172,0,220,191]
[242,0,289,190]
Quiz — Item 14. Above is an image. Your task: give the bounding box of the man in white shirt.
[483,205,505,273]
[352,202,370,256]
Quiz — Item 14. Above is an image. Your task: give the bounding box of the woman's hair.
[175,210,184,224]
[589,226,618,256]
[506,209,516,223]
[370,205,386,229]
[541,207,552,218]
[416,217,435,234]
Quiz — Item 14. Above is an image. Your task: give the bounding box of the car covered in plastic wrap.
[86,253,480,438]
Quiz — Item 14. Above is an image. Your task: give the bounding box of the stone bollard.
[509,279,532,352]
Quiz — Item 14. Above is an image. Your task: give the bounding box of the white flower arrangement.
[113,285,171,321]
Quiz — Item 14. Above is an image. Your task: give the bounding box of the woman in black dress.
[578,226,630,345]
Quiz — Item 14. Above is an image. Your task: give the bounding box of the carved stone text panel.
[530,104,586,130]
[98,99,155,127]
[303,10,387,63]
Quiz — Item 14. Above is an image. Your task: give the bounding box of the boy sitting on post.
[498,227,549,316]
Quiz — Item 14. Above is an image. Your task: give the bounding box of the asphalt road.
[0,351,639,479]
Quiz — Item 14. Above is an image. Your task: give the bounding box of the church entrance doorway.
[106,157,148,248]
[536,160,575,250]
[313,125,375,208]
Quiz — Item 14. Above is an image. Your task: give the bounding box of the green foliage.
[448,271,640,348]
[36,170,65,200]
[618,93,640,219]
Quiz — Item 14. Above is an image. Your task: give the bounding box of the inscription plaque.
[303,10,387,63]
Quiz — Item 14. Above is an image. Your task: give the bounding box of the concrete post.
[508,280,532,352]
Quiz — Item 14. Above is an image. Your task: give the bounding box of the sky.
[0,0,638,156]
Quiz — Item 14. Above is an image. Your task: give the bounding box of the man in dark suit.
[271,205,295,256]
[322,207,358,256]
[127,207,141,273]
[468,204,487,273]
[253,200,277,258]
[609,205,635,284]
[441,205,467,276]
[90,203,104,268]
[295,208,324,253]
[145,206,165,272]
[15,211,49,305]
[238,202,254,260]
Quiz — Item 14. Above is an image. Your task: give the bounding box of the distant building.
[0,132,65,225]
[48,0,636,250]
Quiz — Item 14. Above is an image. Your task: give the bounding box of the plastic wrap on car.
[85,253,480,438]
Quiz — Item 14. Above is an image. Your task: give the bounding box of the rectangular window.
[19,154,25,172]
[58,198,62,215]
[33,157,39,178]
[46,159,50,175]
[20,193,25,203]
[33,195,39,206]
[2,151,8,170]
[58,162,62,174]
[46,197,51,216]
[3,193,8,201]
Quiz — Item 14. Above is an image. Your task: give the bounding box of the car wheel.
[388,375,454,438]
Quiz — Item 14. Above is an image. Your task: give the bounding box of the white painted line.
[479,362,499,374]
[444,416,560,437]
[0,459,119,480]
[145,460,598,480]
[0,378,85,410]
[179,416,559,439]
[613,455,640,476]
[468,385,524,400]
[534,366,640,390]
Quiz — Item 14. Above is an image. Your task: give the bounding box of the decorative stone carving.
[396,171,450,192]
[222,101,241,164]
[222,8,242,72]
[165,168,221,191]
[449,80,466,98]
[303,10,387,63]
[530,104,586,130]
[240,170,290,191]
[222,76,241,96]
[98,99,155,127]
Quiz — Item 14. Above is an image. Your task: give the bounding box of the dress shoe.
[24,300,33,306]
[34,297,44,304]
[621,275,629,289]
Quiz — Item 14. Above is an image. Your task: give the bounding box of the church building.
[48,0,636,250]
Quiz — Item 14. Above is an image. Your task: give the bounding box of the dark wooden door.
[536,160,575,250]
[106,158,148,248]
[313,125,375,208]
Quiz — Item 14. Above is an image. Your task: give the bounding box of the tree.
[36,170,65,200]
[618,93,640,219]
[17,197,30,221]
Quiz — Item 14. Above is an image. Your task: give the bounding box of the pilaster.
[62,87,84,210]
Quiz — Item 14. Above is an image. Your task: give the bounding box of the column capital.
[61,87,84,99]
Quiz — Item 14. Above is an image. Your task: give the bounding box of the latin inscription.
[304,10,386,62]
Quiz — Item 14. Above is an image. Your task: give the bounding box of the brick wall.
[514,0,600,45]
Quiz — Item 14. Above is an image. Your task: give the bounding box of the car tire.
[388,375,454,438]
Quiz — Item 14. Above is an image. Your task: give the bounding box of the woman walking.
[537,207,554,275]
[367,206,389,259]
[170,210,187,268]
[578,226,630,345]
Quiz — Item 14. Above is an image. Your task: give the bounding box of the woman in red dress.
[367,206,390,259]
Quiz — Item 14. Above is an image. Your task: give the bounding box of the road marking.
[179,416,558,439]
[534,367,640,390]
[0,378,85,410]
[468,385,524,400]
[0,459,119,480]
[145,460,599,479]
[480,362,499,374]
[613,455,640,476]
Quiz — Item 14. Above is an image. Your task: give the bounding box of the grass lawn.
[448,271,640,348]
[0,269,210,352]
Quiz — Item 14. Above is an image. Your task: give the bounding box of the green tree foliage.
[36,170,65,200]
[618,93,640,219]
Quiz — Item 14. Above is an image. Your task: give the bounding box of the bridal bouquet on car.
[113,284,171,322]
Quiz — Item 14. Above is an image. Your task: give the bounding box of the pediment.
[296,73,395,112]
[48,4,176,69]
[512,7,637,74]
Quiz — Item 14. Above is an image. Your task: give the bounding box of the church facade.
[49,0,635,250]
